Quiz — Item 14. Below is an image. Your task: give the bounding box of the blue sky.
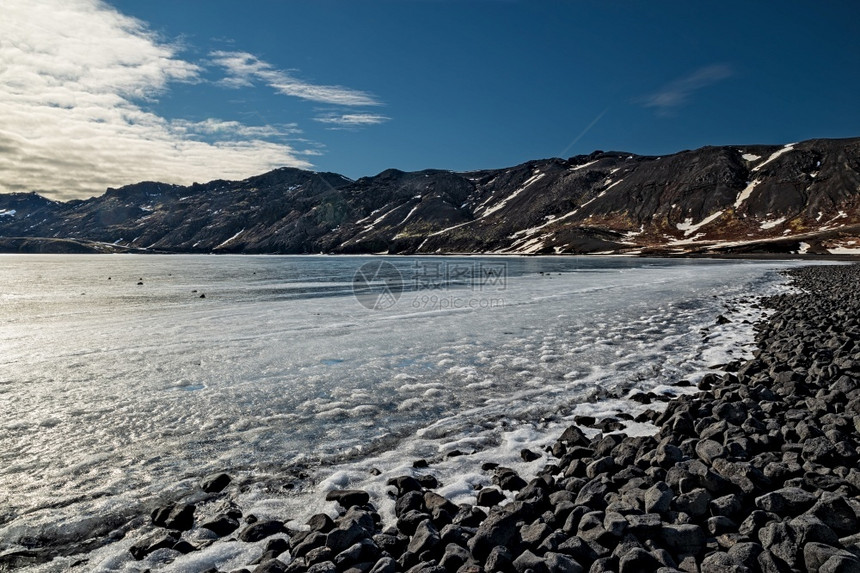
[2,1,859,200]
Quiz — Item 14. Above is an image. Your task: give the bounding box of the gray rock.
[673,488,711,518]
[576,511,606,543]
[240,520,285,543]
[758,521,799,569]
[788,514,840,546]
[334,539,379,568]
[326,489,371,509]
[129,530,179,560]
[558,425,590,449]
[727,542,763,569]
[291,531,327,559]
[200,515,240,537]
[424,492,458,515]
[305,546,335,565]
[388,476,423,496]
[659,524,705,556]
[439,524,472,547]
[701,551,748,573]
[812,493,860,535]
[520,520,552,547]
[494,468,528,492]
[439,543,470,571]
[707,516,737,536]
[477,487,506,508]
[513,549,549,573]
[486,545,514,573]
[803,437,836,463]
[803,542,860,572]
[545,551,584,573]
[709,493,742,518]
[626,513,661,535]
[588,557,617,573]
[201,472,232,493]
[557,538,599,565]
[603,511,627,538]
[342,507,376,533]
[307,513,336,533]
[757,549,787,573]
[397,491,426,517]
[575,478,610,510]
[467,508,520,560]
[738,510,775,537]
[754,487,817,515]
[452,505,486,528]
[407,520,440,556]
[618,547,661,573]
[398,510,432,536]
[820,553,860,573]
[644,482,673,514]
[152,502,196,531]
[368,556,396,573]
[254,560,288,573]
[326,522,368,554]
[586,456,615,478]
[306,561,337,573]
[655,442,683,468]
[695,439,726,465]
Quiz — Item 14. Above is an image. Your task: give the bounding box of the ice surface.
[0,254,810,571]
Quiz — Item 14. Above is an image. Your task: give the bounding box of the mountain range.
[1,137,859,256]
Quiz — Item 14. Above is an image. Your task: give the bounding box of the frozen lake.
[0,255,800,571]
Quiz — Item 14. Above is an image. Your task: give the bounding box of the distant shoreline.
[0,236,859,262]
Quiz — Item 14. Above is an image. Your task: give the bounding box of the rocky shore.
[70,265,860,572]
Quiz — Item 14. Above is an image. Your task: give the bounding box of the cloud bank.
[0,0,316,200]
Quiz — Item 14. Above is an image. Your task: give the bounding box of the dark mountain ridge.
[1,137,859,256]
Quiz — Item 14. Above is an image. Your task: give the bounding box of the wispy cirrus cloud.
[210,51,383,107]
[642,64,734,114]
[0,0,316,201]
[314,112,391,129]
[170,119,302,139]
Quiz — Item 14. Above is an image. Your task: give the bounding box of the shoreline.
[181,264,860,572]
[0,241,859,263]
[268,264,859,573]
[5,263,860,572]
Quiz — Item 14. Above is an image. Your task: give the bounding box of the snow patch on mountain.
[676,210,724,237]
[734,179,761,209]
[752,143,795,172]
[760,217,787,230]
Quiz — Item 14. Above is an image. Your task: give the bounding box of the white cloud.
[642,64,734,113]
[314,112,391,128]
[0,0,314,200]
[211,51,382,107]
[170,118,302,139]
